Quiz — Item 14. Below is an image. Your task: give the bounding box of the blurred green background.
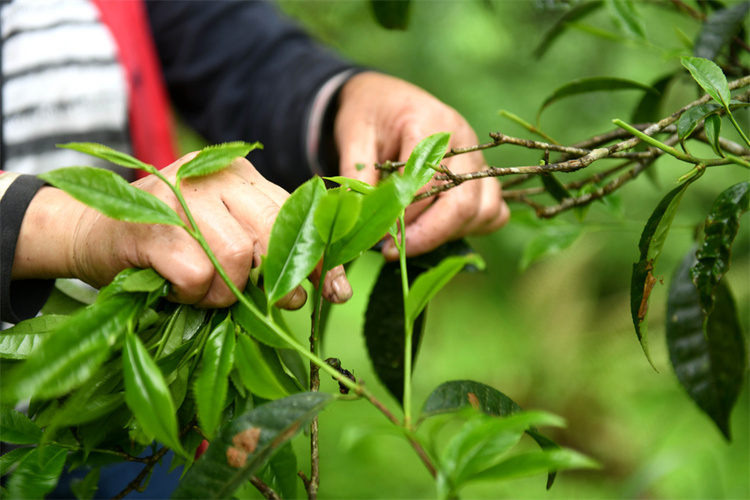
[199,1,749,498]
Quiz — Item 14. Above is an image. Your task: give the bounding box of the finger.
[274,285,308,310]
[309,263,352,304]
[336,116,381,186]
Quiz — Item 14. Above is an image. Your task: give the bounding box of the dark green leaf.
[607,0,646,39]
[364,261,427,404]
[405,254,485,325]
[234,335,293,400]
[534,1,604,59]
[541,173,571,203]
[667,250,747,440]
[314,188,362,244]
[1,294,141,402]
[57,142,155,173]
[173,392,332,499]
[537,77,658,124]
[194,317,235,439]
[704,114,723,157]
[0,447,34,477]
[264,177,326,306]
[0,407,42,444]
[630,170,704,368]
[467,448,599,484]
[677,102,723,140]
[370,0,411,30]
[5,445,67,499]
[39,167,184,227]
[681,56,731,107]
[40,285,89,315]
[402,132,451,195]
[0,315,67,359]
[632,72,677,124]
[694,2,750,60]
[690,182,749,317]
[326,178,408,268]
[264,442,298,500]
[232,286,290,349]
[123,333,186,456]
[177,142,261,181]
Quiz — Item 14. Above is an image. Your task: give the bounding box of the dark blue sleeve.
[146,0,359,191]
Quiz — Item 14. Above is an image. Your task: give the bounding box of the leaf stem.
[726,110,750,148]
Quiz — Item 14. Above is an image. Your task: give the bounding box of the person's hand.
[12,153,352,309]
[335,72,510,260]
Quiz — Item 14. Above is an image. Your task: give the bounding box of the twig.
[250,476,281,500]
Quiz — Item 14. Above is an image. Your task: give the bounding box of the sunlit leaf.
[57,142,155,173]
[0,315,67,359]
[694,2,750,60]
[1,294,142,402]
[232,286,290,349]
[690,182,749,317]
[537,77,658,124]
[314,188,362,244]
[630,169,703,368]
[402,132,451,195]
[39,167,185,227]
[123,333,186,456]
[0,447,34,477]
[194,317,235,439]
[174,392,332,499]
[4,445,67,499]
[467,448,599,485]
[370,0,411,30]
[323,176,375,194]
[681,56,730,107]
[0,407,42,444]
[534,1,604,59]
[121,268,168,293]
[177,142,261,181]
[667,250,746,440]
[264,177,326,307]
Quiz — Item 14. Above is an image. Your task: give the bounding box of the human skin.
[11,153,350,309]
[336,72,510,260]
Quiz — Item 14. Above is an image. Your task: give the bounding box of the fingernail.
[383,244,399,261]
[331,275,353,303]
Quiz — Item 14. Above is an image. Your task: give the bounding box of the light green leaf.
[232,286,290,349]
[123,333,186,457]
[194,317,235,439]
[264,177,326,307]
[0,407,42,444]
[520,225,583,271]
[121,268,168,293]
[0,447,34,477]
[0,315,67,359]
[177,142,261,181]
[607,0,646,39]
[534,1,604,59]
[234,335,293,400]
[681,56,731,108]
[57,142,155,173]
[323,176,375,194]
[405,254,485,325]
[467,448,600,485]
[39,167,184,227]
[5,445,68,500]
[314,188,362,244]
[1,294,141,402]
[402,132,451,195]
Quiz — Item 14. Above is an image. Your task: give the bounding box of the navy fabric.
[146,0,357,191]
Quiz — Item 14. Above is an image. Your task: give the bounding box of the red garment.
[93,0,177,176]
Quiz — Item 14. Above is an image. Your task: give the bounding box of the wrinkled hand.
[335,72,510,260]
[13,153,351,309]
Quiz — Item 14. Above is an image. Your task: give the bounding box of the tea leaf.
[0,447,34,477]
[121,268,168,293]
[314,188,362,244]
[0,315,67,359]
[677,103,722,140]
[177,142,261,181]
[704,114,723,157]
[58,142,155,173]
[39,167,184,227]
[402,132,451,195]
[534,1,604,59]
[234,335,294,400]
[467,448,599,485]
[681,56,730,108]
[0,407,42,444]
[607,0,645,39]
[323,176,375,194]
[232,286,290,349]
[630,169,703,368]
[371,0,411,30]
[667,250,746,440]
[264,177,326,307]
[4,445,67,500]
[123,332,186,456]
[174,392,332,499]
[694,2,750,61]
[194,317,235,439]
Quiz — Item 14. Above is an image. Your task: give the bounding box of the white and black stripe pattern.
[1,0,132,178]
